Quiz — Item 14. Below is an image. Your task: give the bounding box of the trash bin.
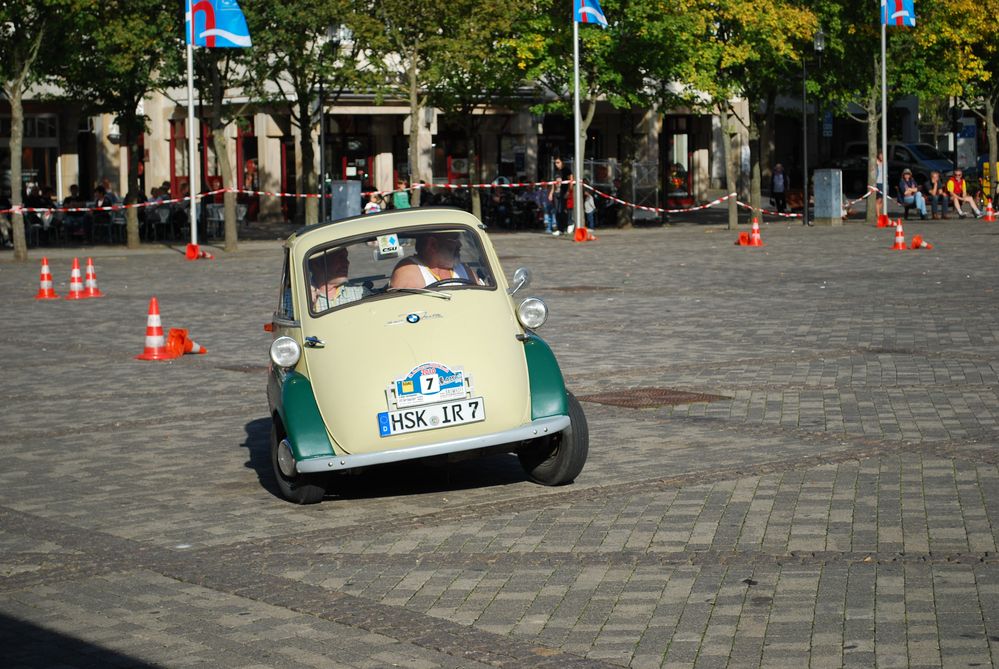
[813,169,843,226]
[327,181,361,222]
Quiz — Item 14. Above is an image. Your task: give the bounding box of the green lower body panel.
[277,371,337,461]
[523,334,568,419]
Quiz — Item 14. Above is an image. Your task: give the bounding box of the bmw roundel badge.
[406,313,421,324]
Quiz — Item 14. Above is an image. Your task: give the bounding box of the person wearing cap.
[898,168,927,220]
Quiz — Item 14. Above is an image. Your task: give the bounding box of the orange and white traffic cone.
[35,257,59,299]
[81,257,104,298]
[910,234,933,250]
[573,226,588,242]
[586,228,597,241]
[64,257,86,300]
[748,218,764,246]
[136,297,177,361]
[986,201,995,222]
[877,214,889,228]
[892,222,907,250]
[185,243,214,260]
[166,328,208,357]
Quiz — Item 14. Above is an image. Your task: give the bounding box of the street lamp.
[802,26,826,227]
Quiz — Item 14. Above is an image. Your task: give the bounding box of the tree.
[49,0,179,248]
[0,1,77,261]
[243,0,377,224]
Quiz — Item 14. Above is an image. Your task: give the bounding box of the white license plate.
[377,397,485,437]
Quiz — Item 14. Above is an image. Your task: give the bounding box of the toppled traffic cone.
[735,231,750,246]
[748,218,764,247]
[166,327,207,357]
[35,257,59,299]
[64,257,87,300]
[82,257,104,298]
[573,226,588,242]
[986,201,995,222]
[185,243,214,260]
[891,222,907,250]
[910,234,933,250]
[586,229,597,241]
[136,297,177,361]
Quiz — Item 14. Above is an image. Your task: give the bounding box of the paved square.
[1,218,998,667]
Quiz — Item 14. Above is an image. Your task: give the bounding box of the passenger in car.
[309,247,369,310]
[389,232,483,288]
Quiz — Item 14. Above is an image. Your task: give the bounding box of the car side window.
[277,250,294,320]
[895,148,912,162]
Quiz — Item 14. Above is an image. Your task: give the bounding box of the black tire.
[271,423,326,504]
[518,393,588,485]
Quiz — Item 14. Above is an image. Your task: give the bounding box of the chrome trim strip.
[296,415,570,473]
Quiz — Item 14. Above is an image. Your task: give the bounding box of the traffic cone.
[748,218,763,246]
[586,229,597,241]
[891,222,907,250]
[185,243,214,260]
[81,257,104,298]
[166,328,208,357]
[64,257,87,300]
[136,297,177,361]
[986,201,995,222]
[573,226,588,242]
[34,257,59,299]
[735,232,750,246]
[910,234,933,250]
[877,214,890,228]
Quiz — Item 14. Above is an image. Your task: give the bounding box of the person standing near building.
[392,179,411,209]
[771,163,788,214]
[552,157,572,234]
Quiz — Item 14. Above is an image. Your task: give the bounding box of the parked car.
[835,141,955,197]
[265,208,589,503]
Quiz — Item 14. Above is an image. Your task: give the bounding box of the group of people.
[540,157,595,236]
[885,164,984,220]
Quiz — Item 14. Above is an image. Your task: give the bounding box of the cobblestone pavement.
[1,218,998,668]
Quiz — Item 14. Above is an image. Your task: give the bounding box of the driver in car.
[389,232,483,288]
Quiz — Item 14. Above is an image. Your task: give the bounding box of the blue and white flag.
[575,0,608,28]
[186,0,252,48]
[881,0,916,27]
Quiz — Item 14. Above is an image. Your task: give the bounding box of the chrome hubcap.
[277,439,297,478]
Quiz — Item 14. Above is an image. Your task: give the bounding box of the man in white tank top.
[390,232,481,289]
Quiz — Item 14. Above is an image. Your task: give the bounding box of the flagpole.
[881,17,888,220]
[572,17,584,232]
[186,40,199,247]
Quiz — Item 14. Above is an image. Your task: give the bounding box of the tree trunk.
[616,107,634,229]
[407,54,422,207]
[466,117,481,220]
[298,98,318,225]
[8,81,27,261]
[212,127,237,252]
[748,100,762,218]
[986,94,997,207]
[124,110,141,249]
[866,90,880,226]
[721,106,738,230]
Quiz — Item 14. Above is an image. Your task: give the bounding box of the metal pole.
[802,57,809,226]
[319,79,326,223]
[881,21,889,218]
[186,42,198,246]
[572,19,584,232]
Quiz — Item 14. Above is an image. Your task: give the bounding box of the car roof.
[285,207,486,251]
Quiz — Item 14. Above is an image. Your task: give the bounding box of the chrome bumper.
[295,415,570,473]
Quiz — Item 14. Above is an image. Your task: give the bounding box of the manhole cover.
[578,387,730,409]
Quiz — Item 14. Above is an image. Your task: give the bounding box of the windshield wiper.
[385,287,452,300]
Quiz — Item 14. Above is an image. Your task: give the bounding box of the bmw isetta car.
[266,207,588,504]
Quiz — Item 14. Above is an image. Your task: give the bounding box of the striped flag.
[575,0,608,28]
[186,0,252,48]
[881,0,916,27]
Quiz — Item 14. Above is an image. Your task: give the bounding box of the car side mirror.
[508,267,531,295]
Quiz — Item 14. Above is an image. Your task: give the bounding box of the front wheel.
[518,393,589,485]
[271,423,326,504]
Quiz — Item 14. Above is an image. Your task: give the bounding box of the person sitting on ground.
[924,171,949,219]
[946,169,982,218]
[309,247,369,310]
[389,231,483,289]
[898,168,927,220]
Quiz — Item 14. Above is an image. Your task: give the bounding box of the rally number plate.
[377,397,485,437]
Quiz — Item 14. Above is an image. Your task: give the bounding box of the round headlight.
[270,336,301,368]
[517,297,548,330]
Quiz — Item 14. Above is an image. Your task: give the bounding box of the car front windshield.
[306,225,496,315]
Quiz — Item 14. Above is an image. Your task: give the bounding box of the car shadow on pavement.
[241,417,529,502]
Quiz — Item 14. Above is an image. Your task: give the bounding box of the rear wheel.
[518,393,588,485]
[271,423,326,504]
